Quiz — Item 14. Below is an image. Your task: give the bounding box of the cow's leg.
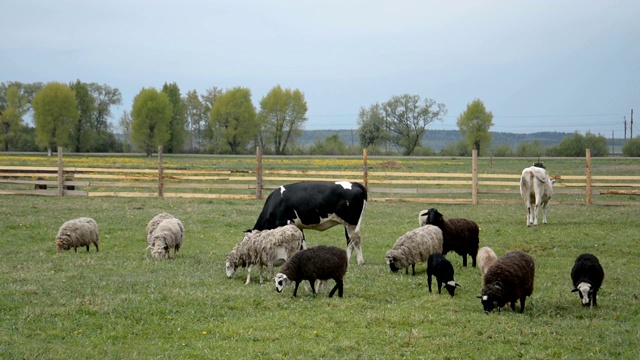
[541,200,548,224]
[345,226,364,265]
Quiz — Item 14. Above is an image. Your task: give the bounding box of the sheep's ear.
[476,295,483,299]
[571,288,579,293]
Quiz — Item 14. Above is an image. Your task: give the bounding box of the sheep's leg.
[427,273,433,293]
[258,265,264,284]
[462,255,468,267]
[510,301,516,312]
[95,243,99,252]
[329,279,343,298]
[309,279,316,294]
[437,281,443,294]
[292,281,300,297]
[519,297,526,313]
[86,245,90,252]
[411,264,416,276]
[245,265,253,285]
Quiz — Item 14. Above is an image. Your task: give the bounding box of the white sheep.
[520,163,554,226]
[148,217,184,259]
[55,217,99,253]
[385,224,443,275]
[226,224,305,285]
[146,212,175,247]
[477,246,498,282]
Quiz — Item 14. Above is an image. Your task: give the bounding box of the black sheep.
[420,208,479,267]
[275,245,348,298]
[571,253,605,307]
[427,253,461,297]
[479,250,535,313]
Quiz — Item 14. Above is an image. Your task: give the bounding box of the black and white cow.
[251,181,368,265]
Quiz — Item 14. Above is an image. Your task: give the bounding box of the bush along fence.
[0,147,639,206]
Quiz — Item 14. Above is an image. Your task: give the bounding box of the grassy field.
[0,194,639,359]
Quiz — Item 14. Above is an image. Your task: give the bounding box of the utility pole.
[611,130,614,156]
[631,109,634,139]
[624,116,627,141]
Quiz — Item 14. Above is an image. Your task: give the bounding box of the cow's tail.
[355,200,367,235]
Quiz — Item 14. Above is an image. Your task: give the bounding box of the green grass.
[1,196,639,359]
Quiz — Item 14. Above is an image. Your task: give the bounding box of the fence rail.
[1,147,639,205]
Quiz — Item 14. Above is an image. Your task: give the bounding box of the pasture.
[0,194,638,359]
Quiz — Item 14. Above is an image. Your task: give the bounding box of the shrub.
[622,137,640,157]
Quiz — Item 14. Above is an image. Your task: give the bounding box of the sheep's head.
[445,281,462,297]
[572,282,593,306]
[55,235,71,251]
[385,250,403,273]
[150,234,169,259]
[479,282,506,313]
[225,259,236,278]
[425,208,445,227]
[274,273,291,293]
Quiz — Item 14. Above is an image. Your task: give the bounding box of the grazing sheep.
[419,208,479,267]
[146,212,175,247]
[55,217,99,253]
[520,162,554,226]
[477,246,498,282]
[275,245,348,298]
[148,217,184,259]
[226,224,305,285]
[571,253,605,307]
[479,250,535,313]
[427,253,461,297]
[385,225,443,275]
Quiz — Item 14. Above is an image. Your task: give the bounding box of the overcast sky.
[2,1,639,136]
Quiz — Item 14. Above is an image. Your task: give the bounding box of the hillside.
[297,129,576,152]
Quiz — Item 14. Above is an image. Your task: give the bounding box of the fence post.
[57,146,64,197]
[256,146,263,199]
[363,148,368,190]
[472,149,478,205]
[158,146,164,197]
[586,148,591,205]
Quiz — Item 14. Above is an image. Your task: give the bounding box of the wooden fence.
[1,147,639,206]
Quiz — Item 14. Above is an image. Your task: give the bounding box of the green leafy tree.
[131,88,172,157]
[491,144,514,157]
[118,111,133,153]
[183,90,207,152]
[516,140,545,157]
[201,87,224,152]
[309,134,348,155]
[161,82,186,153]
[456,98,494,155]
[558,131,608,157]
[257,85,308,155]
[622,137,640,157]
[382,94,446,155]
[32,82,79,156]
[86,83,122,152]
[68,80,96,152]
[0,86,29,151]
[439,139,469,156]
[209,87,257,154]
[357,103,388,149]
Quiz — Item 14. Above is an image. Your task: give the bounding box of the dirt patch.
[377,161,403,170]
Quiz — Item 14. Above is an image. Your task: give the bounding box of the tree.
[382,94,446,155]
[183,90,206,152]
[309,134,348,155]
[622,137,640,157]
[0,86,28,151]
[161,82,186,153]
[257,85,308,155]
[118,111,133,153]
[558,131,608,157]
[32,82,79,156]
[200,87,224,152]
[131,88,172,157]
[456,99,494,155]
[357,103,388,149]
[516,140,545,157]
[209,87,257,154]
[68,80,96,152]
[87,83,122,152]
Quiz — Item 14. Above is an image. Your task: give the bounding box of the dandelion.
[313,330,318,336]
[182,343,187,346]
[201,331,208,335]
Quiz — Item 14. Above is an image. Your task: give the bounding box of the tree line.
[2,81,639,157]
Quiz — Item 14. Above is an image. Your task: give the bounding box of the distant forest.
[299,129,626,153]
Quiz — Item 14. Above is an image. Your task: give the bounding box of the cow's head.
[274,273,291,293]
[572,282,593,306]
[445,281,461,297]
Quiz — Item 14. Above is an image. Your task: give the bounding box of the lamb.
[275,245,348,298]
[520,162,554,226]
[571,253,605,307]
[147,217,184,259]
[226,224,305,285]
[477,246,498,282]
[479,250,535,313]
[146,212,175,247]
[385,225,443,275]
[427,253,461,297]
[419,208,479,267]
[55,217,99,253]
